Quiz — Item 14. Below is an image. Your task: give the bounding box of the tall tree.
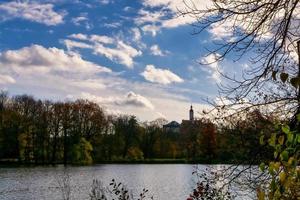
[61,102,71,166]
[113,115,140,158]
[182,0,300,120]
[141,124,160,158]
[182,1,300,199]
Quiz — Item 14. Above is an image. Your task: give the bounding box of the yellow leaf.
[257,188,265,200]
[274,162,281,171]
[288,157,295,166]
[278,135,284,145]
[279,172,286,182]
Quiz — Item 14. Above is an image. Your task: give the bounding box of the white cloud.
[71,16,88,26]
[115,91,154,110]
[64,33,142,68]
[70,79,106,90]
[0,44,113,105]
[80,91,154,111]
[123,6,132,12]
[77,90,212,121]
[68,33,114,45]
[71,13,93,30]
[68,33,88,40]
[206,4,298,42]
[136,0,212,35]
[131,28,142,42]
[63,39,93,51]
[142,0,211,13]
[103,22,121,28]
[201,53,222,83]
[79,91,211,122]
[142,24,160,36]
[0,1,65,26]
[134,9,164,36]
[142,0,181,10]
[130,28,146,48]
[90,35,114,44]
[0,45,210,121]
[0,74,15,85]
[135,9,165,25]
[208,21,235,41]
[94,41,142,68]
[0,44,111,75]
[161,16,195,28]
[141,65,184,85]
[150,44,169,56]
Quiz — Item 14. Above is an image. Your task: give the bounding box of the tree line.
[0,91,274,165]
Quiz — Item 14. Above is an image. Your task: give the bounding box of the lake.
[0,164,256,200]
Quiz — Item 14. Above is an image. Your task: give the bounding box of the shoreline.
[0,158,259,167]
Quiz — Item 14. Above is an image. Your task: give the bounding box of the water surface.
[0,164,255,200]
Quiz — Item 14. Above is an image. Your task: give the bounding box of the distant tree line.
[0,91,274,165]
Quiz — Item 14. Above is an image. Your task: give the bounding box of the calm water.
[0,164,255,200]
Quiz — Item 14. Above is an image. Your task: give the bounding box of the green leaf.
[297,134,300,143]
[275,144,281,152]
[287,133,294,143]
[269,162,275,175]
[282,124,290,134]
[259,162,265,171]
[268,133,276,147]
[297,114,300,122]
[280,73,289,83]
[280,150,289,161]
[270,179,276,191]
[260,135,265,145]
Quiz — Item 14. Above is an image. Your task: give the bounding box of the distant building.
[189,105,194,121]
[163,105,196,133]
[163,121,180,133]
[181,105,196,125]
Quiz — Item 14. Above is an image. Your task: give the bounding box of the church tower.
[189,105,194,121]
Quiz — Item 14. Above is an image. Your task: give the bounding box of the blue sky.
[0,0,248,121]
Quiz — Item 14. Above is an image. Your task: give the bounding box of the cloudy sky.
[0,0,248,121]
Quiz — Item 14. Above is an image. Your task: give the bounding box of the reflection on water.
[0,164,197,200]
[0,164,256,200]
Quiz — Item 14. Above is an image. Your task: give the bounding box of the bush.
[90,179,153,200]
[188,168,232,200]
[126,147,144,161]
[258,122,300,200]
[72,138,93,165]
